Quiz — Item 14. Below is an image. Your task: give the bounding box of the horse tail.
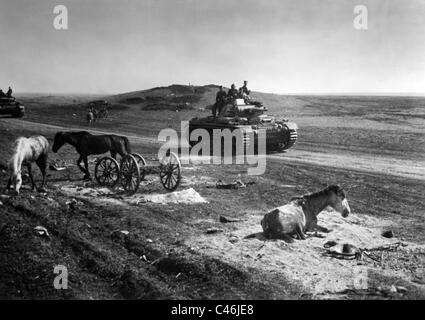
[123,137,131,154]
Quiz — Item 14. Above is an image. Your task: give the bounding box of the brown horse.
[261,185,351,242]
[52,131,131,180]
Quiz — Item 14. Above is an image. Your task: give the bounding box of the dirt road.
[2,118,424,181]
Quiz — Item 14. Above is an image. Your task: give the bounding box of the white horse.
[261,185,351,242]
[6,136,49,194]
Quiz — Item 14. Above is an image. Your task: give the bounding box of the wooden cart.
[94,152,181,194]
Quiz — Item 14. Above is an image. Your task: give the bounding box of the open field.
[0,87,424,299]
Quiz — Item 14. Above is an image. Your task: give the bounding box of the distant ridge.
[279,92,425,97]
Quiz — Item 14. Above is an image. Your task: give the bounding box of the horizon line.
[13,85,425,98]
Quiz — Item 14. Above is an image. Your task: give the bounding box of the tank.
[188,98,297,153]
[0,96,25,118]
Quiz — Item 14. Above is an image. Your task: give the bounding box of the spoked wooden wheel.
[119,154,140,194]
[159,152,181,191]
[94,157,120,187]
[131,153,146,182]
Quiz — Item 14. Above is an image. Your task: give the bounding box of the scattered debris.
[120,230,129,236]
[206,227,224,234]
[324,240,338,248]
[382,230,395,238]
[146,238,153,243]
[310,231,326,238]
[326,243,360,260]
[0,200,3,206]
[396,286,408,293]
[325,240,405,262]
[376,285,408,296]
[229,235,239,244]
[34,226,50,238]
[212,179,256,190]
[49,159,69,171]
[219,215,243,223]
[135,198,150,204]
[364,242,403,252]
[0,194,10,202]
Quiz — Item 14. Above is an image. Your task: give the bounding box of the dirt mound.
[59,185,208,205]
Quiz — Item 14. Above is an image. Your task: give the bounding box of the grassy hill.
[108,84,220,111]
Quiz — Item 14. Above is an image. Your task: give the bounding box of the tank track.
[281,127,297,150]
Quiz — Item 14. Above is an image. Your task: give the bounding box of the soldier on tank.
[239,80,250,96]
[227,84,238,101]
[6,87,13,98]
[213,86,227,117]
[0,89,6,98]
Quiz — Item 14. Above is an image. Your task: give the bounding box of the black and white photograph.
[0,0,424,304]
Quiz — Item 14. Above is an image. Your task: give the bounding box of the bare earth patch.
[184,209,425,298]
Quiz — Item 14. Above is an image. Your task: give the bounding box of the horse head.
[7,166,22,195]
[328,185,351,217]
[52,132,65,153]
[13,173,23,194]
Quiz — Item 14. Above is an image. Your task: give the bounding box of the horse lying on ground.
[52,131,131,180]
[261,185,351,242]
[6,136,49,194]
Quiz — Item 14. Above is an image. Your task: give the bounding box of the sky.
[0,0,424,94]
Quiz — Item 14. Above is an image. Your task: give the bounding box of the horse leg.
[36,155,48,190]
[314,225,332,233]
[77,155,87,178]
[281,234,295,243]
[27,163,36,191]
[83,156,91,180]
[295,224,306,240]
[6,177,11,190]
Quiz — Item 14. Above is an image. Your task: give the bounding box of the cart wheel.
[95,157,120,187]
[119,154,140,194]
[159,152,181,191]
[131,153,146,181]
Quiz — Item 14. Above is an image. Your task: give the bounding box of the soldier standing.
[214,86,227,117]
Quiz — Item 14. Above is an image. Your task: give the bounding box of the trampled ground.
[0,88,424,299]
